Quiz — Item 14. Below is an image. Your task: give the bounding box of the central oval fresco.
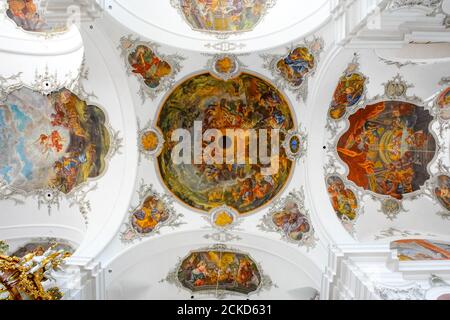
[157,72,294,214]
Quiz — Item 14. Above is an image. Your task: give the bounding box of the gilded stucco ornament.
[161,244,276,299]
[258,188,318,250]
[325,69,446,226]
[118,35,185,103]
[120,180,184,244]
[0,61,122,223]
[0,242,71,300]
[282,128,308,162]
[137,119,164,163]
[203,206,243,243]
[204,54,247,81]
[261,37,324,102]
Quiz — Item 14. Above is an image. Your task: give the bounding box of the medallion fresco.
[172,0,275,35]
[337,101,436,199]
[391,239,450,261]
[434,175,450,211]
[121,181,183,243]
[328,62,367,120]
[156,72,294,214]
[6,0,66,33]
[0,87,110,195]
[436,87,450,120]
[259,189,317,248]
[11,239,74,257]
[138,120,164,162]
[326,175,359,224]
[119,35,184,102]
[262,38,323,101]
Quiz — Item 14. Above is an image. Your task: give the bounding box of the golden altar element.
[0,244,71,300]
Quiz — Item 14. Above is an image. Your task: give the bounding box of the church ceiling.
[0,0,450,301]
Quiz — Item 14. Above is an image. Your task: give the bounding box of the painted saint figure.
[276,47,315,88]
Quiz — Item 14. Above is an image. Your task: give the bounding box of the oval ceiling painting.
[174,0,273,34]
[0,87,110,195]
[337,101,436,199]
[157,72,294,214]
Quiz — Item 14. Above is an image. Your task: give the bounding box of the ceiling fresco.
[119,35,185,102]
[434,175,450,211]
[156,72,295,215]
[0,87,111,196]
[325,175,359,233]
[328,56,367,120]
[163,244,274,298]
[121,181,184,243]
[262,38,324,101]
[6,0,66,33]
[337,100,436,199]
[391,239,450,261]
[0,239,71,300]
[171,0,276,35]
[436,87,450,120]
[259,189,317,249]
